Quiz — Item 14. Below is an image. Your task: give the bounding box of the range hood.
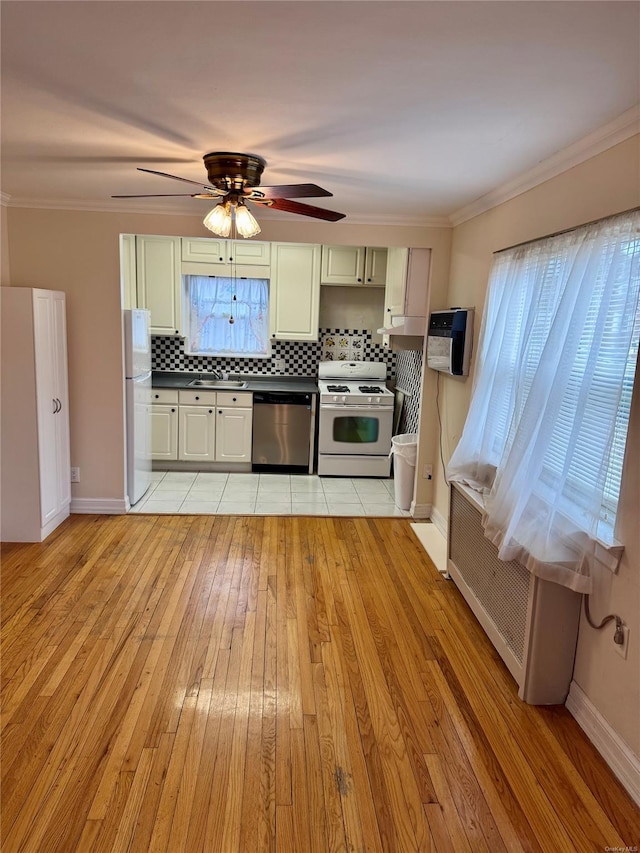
[377,315,426,336]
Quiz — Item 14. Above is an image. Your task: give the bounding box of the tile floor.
[130,471,410,517]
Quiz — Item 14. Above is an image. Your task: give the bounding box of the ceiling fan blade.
[137,167,225,194]
[111,193,218,199]
[245,183,332,200]
[253,198,345,222]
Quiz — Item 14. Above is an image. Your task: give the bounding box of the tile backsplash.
[152,329,398,379]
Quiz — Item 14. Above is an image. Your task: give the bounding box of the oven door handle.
[321,404,392,412]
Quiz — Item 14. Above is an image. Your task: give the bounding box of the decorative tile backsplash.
[152,329,398,379]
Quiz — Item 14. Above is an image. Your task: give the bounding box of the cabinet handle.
[209,409,213,414]
[175,330,179,335]
[57,398,62,412]
[232,397,237,402]
[357,278,362,282]
[229,256,233,262]
[218,409,222,414]
[171,408,176,412]
[154,393,159,399]
[195,396,200,400]
[387,307,391,312]
[367,278,372,282]
[219,257,223,262]
[52,398,57,414]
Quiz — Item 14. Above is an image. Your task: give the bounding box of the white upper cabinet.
[181,238,271,267]
[120,234,137,309]
[270,243,321,341]
[136,236,182,336]
[381,248,431,347]
[321,245,387,287]
[383,247,410,317]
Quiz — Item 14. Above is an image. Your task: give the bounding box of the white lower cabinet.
[216,393,253,463]
[177,390,216,462]
[155,389,253,464]
[151,390,179,461]
[1,287,71,542]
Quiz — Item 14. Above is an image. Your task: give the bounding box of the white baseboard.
[410,522,448,575]
[410,502,431,519]
[70,498,129,515]
[429,504,447,539]
[566,680,640,806]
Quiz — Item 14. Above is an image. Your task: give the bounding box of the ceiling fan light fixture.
[234,202,261,238]
[203,201,232,237]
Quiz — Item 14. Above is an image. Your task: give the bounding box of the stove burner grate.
[358,385,384,394]
[326,384,350,393]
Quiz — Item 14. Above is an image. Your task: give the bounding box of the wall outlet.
[70,467,80,483]
[422,464,433,480]
[274,358,285,372]
[614,624,629,660]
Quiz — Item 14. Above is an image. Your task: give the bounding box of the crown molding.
[4,196,452,229]
[0,192,12,207]
[449,106,640,227]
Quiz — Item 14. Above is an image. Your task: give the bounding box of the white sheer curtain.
[185,276,269,356]
[447,209,640,593]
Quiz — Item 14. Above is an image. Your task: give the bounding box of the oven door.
[319,404,393,456]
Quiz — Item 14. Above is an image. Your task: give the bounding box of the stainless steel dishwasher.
[252,391,315,472]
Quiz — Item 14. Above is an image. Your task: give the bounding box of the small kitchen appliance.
[317,360,394,477]
[124,309,152,505]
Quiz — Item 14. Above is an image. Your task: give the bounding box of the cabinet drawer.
[179,389,217,405]
[152,389,178,404]
[216,391,252,408]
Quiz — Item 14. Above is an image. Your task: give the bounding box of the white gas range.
[317,361,394,477]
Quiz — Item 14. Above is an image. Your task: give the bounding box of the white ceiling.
[1,1,638,226]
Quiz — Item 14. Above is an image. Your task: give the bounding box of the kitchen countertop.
[152,371,319,394]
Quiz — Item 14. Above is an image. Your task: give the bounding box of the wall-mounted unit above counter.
[378,248,431,349]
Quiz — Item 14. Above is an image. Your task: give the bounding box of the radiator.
[447,482,582,705]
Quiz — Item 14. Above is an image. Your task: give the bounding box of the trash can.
[389,433,418,510]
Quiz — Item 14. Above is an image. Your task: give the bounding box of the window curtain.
[186,276,268,356]
[447,209,640,593]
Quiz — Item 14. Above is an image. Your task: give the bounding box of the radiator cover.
[447,483,582,705]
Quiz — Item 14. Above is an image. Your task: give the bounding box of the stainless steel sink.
[188,378,247,389]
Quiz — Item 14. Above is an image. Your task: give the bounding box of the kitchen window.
[184,275,269,357]
[447,208,639,592]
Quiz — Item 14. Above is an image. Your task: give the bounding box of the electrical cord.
[435,372,448,482]
[583,596,625,645]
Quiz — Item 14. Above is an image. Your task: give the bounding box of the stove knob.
[367,396,373,403]
[376,396,381,404]
[341,395,347,403]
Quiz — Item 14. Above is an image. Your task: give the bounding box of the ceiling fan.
[113,151,346,237]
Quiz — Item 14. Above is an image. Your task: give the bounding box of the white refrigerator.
[124,309,152,505]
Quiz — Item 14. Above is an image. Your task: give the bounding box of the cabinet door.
[151,404,178,460]
[320,245,365,285]
[232,241,270,266]
[33,291,60,524]
[181,237,228,264]
[270,243,321,341]
[383,247,410,317]
[364,247,388,287]
[178,405,215,461]
[136,236,182,336]
[51,292,71,511]
[216,407,253,462]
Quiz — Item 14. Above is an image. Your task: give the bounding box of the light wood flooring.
[2,514,639,852]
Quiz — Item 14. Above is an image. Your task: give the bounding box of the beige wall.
[440,135,640,754]
[5,209,450,506]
